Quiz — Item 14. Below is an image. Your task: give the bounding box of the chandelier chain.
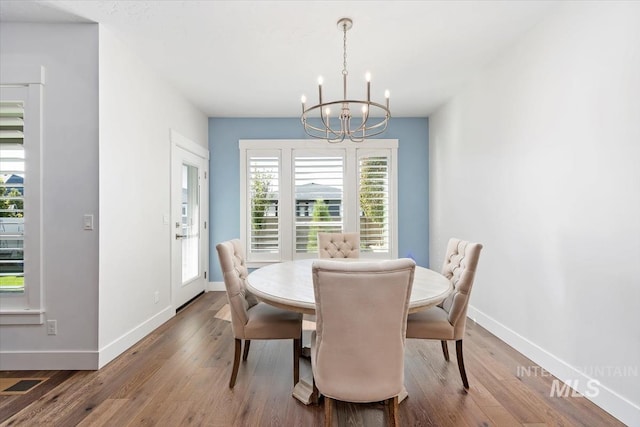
[342,22,348,76]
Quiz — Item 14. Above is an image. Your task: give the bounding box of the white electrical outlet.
[47,320,57,335]
[154,291,160,304]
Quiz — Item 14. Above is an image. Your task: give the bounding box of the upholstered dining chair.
[317,232,360,259]
[302,232,362,356]
[216,239,303,388]
[405,238,483,390]
[311,258,416,426]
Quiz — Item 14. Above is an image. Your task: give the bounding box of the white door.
[171,131,209,310]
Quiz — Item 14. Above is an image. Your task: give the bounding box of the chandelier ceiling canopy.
[300,18,391,143]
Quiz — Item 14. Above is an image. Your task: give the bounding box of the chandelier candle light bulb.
[300,17,391,143]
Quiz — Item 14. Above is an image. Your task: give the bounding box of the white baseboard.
[98,305,174,368]
[0,350,98,370]
[467,305,640,427]
[207,281,225,291]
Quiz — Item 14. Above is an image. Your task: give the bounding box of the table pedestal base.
[292,375,317,405]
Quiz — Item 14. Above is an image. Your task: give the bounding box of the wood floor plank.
[480,404,525,426]
[0,292,627,427]
[0,370,75,424]
[404,350,474,427]
[75,398,129,427]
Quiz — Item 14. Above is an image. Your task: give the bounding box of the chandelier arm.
[303,120,387,138]
[342,115,349,138]
[304,99,389,112]
[319,108,344,140]
[363,112,390,132]
[362,100,390,114]
[303,101,389,135]
[353,107,371,134]
[302,117,347,138]
[302,122,343,142]
[302,118,386,142]
[363,121,389,136]
[350,115,389,135]
[301,121,327,133]
[303,103,343,137]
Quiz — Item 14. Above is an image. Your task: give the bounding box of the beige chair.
[302,232,362,358]
[317,232,360,259]
[216,239,303,388]
[406,238,483,389]
[311,258,416,426]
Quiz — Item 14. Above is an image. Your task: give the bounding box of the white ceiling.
[0,0,559,117]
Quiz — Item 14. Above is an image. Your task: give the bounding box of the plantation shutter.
[294,153,344,254]
[358,152,390,254]
[0,101,25,292]
[247,153,280,258]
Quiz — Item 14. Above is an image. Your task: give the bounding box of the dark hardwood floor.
[0,291,624,426]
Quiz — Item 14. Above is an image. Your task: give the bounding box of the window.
[0,67,44,325]
[0,101,25,293]
[359,153,391,253]
[240,139,398,266]
[294,152,344,254]
[247,151,280,261]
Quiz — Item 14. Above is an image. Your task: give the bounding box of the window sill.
[0,310,45,325]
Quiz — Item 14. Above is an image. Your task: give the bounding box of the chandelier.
[300,17,391,143]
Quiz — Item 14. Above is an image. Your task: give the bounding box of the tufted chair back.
[438,238,483,338]
[311,258,415,403]
[216,239,260,338]
[318,232,360,259]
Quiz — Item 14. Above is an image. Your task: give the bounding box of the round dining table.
[246,258,453,405]
[246,258,452,315]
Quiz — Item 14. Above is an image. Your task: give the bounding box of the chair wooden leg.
[229,338,242,388]
[387,395,399,427]
[455,339,469,389]
[242,339,251,361]
[441,340,450,361]
[324,396,333,427]
[311,378,320,405]
[293,337,301,385]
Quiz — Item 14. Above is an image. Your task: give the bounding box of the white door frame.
[170,129,209,310]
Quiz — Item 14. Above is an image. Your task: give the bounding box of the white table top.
[246,258,453,315]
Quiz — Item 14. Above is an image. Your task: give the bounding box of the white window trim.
[0,66,45,325]
[240,139,398,268]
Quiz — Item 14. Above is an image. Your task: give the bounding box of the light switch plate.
[83,214,94,230]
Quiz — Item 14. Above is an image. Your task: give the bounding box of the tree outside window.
[0,176,24,290]
[306,199,331,251]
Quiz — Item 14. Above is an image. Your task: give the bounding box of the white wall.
[0,23,100,369]
[0,22,208,370]
[429,2,639,425]
[98,27,208,367]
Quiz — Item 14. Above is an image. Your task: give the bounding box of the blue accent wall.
[209,117,429,281]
